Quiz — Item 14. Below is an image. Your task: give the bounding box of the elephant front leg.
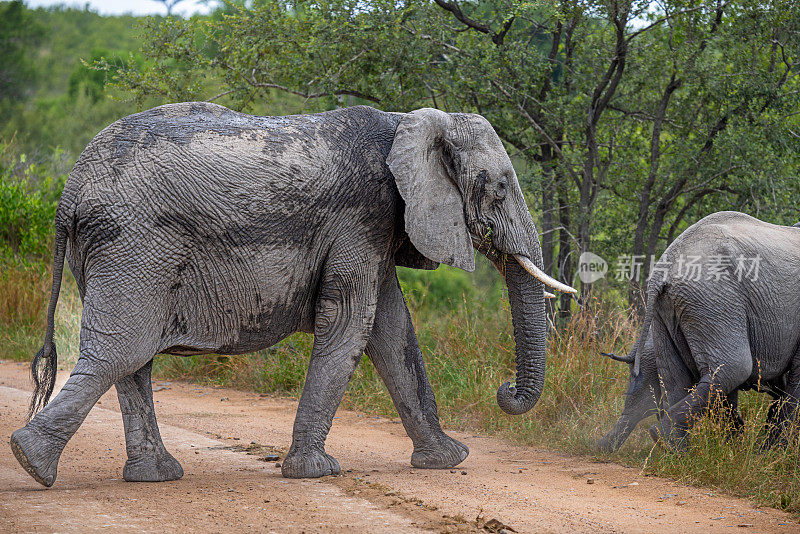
[115,360,183,482]
[281,260,380,479]
[365,273,468,469]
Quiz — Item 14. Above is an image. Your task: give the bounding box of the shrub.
[0,140,68,359]
[398,265,475,310]
[0,139,66,262]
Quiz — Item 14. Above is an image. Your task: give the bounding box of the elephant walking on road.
[11,103,574,487]
[598,211,800,451]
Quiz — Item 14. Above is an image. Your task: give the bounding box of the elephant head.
[387,108,576,415]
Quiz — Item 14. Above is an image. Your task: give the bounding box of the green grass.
[2,264,799,517]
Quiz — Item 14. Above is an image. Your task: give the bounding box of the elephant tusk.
[544,291,555,299]
[514,255,577,294]
[600,351,635,364]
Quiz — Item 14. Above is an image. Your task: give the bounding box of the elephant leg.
[650,355,751,451]
[765,397,782,428]
[649,375,719,449]
[652,316,694,411]
[11,314,157,487]
[643,314,693,441]
[654,381,745,445]
[649,306,752,450]
[764,367,800,448]
[715,389,745,439]
[115,359,183,482]
[365,272,468,469]
[281,256,380,479]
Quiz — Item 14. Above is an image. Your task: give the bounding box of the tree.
[607,1,800,311]
[0,1,44,107]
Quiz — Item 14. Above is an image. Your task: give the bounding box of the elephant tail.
[28,225,68,420]
[630,260,668,377]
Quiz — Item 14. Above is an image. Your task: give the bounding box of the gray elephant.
[597,327,759,451]
[597,211,799,452]
[10,103,575,487]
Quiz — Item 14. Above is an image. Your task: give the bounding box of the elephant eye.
[496,178,508,200]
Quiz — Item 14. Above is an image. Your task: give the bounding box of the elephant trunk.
[496,257,547,415]
[597,357,660,452]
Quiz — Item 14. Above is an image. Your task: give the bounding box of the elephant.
[597,211,800,452]
[596,327,776,452]
[10,102,575,487]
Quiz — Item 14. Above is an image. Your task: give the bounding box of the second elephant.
[598,211,800,451]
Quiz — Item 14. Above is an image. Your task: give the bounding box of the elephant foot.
[10,426,62,487]
[281,448,341,479]
[123,451,184,482]
[595,435,621,454]
[411,433,468,469]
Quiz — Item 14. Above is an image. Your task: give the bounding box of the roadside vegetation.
[1,0,799,519]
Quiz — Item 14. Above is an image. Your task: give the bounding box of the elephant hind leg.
[11,305,160,487]
[764,365,800,449]
[649,357,751,450]
[365,272,467,469]
[650,295,753,449]
[116,359,183,482]
[648,374,721,449]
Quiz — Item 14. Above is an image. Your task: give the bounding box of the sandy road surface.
[0,360,796,533]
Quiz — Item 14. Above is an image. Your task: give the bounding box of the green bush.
[0,178,56,259]
[0,140,66,262]
[398,265,474,310]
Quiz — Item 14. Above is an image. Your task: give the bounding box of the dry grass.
[2,265,798,515]
[0,262,51,360]
[0,262,82,364]
[0,262,50,328]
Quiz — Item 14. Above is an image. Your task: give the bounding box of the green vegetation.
[0,1,141,155]
[1,0,800,520]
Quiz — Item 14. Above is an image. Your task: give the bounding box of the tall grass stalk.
[0,262,51,360]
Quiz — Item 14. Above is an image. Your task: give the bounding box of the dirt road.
[0,360,795,533]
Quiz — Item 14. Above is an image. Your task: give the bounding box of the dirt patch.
[211,440,286,463]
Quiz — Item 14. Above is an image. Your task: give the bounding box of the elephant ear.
[387,108,475,272]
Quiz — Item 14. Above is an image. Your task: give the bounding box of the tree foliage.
[0,1,45,120]
[0,3,144,155]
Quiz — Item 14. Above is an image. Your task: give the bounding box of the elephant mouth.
[472,236,577,295]
[472,235,505,267]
